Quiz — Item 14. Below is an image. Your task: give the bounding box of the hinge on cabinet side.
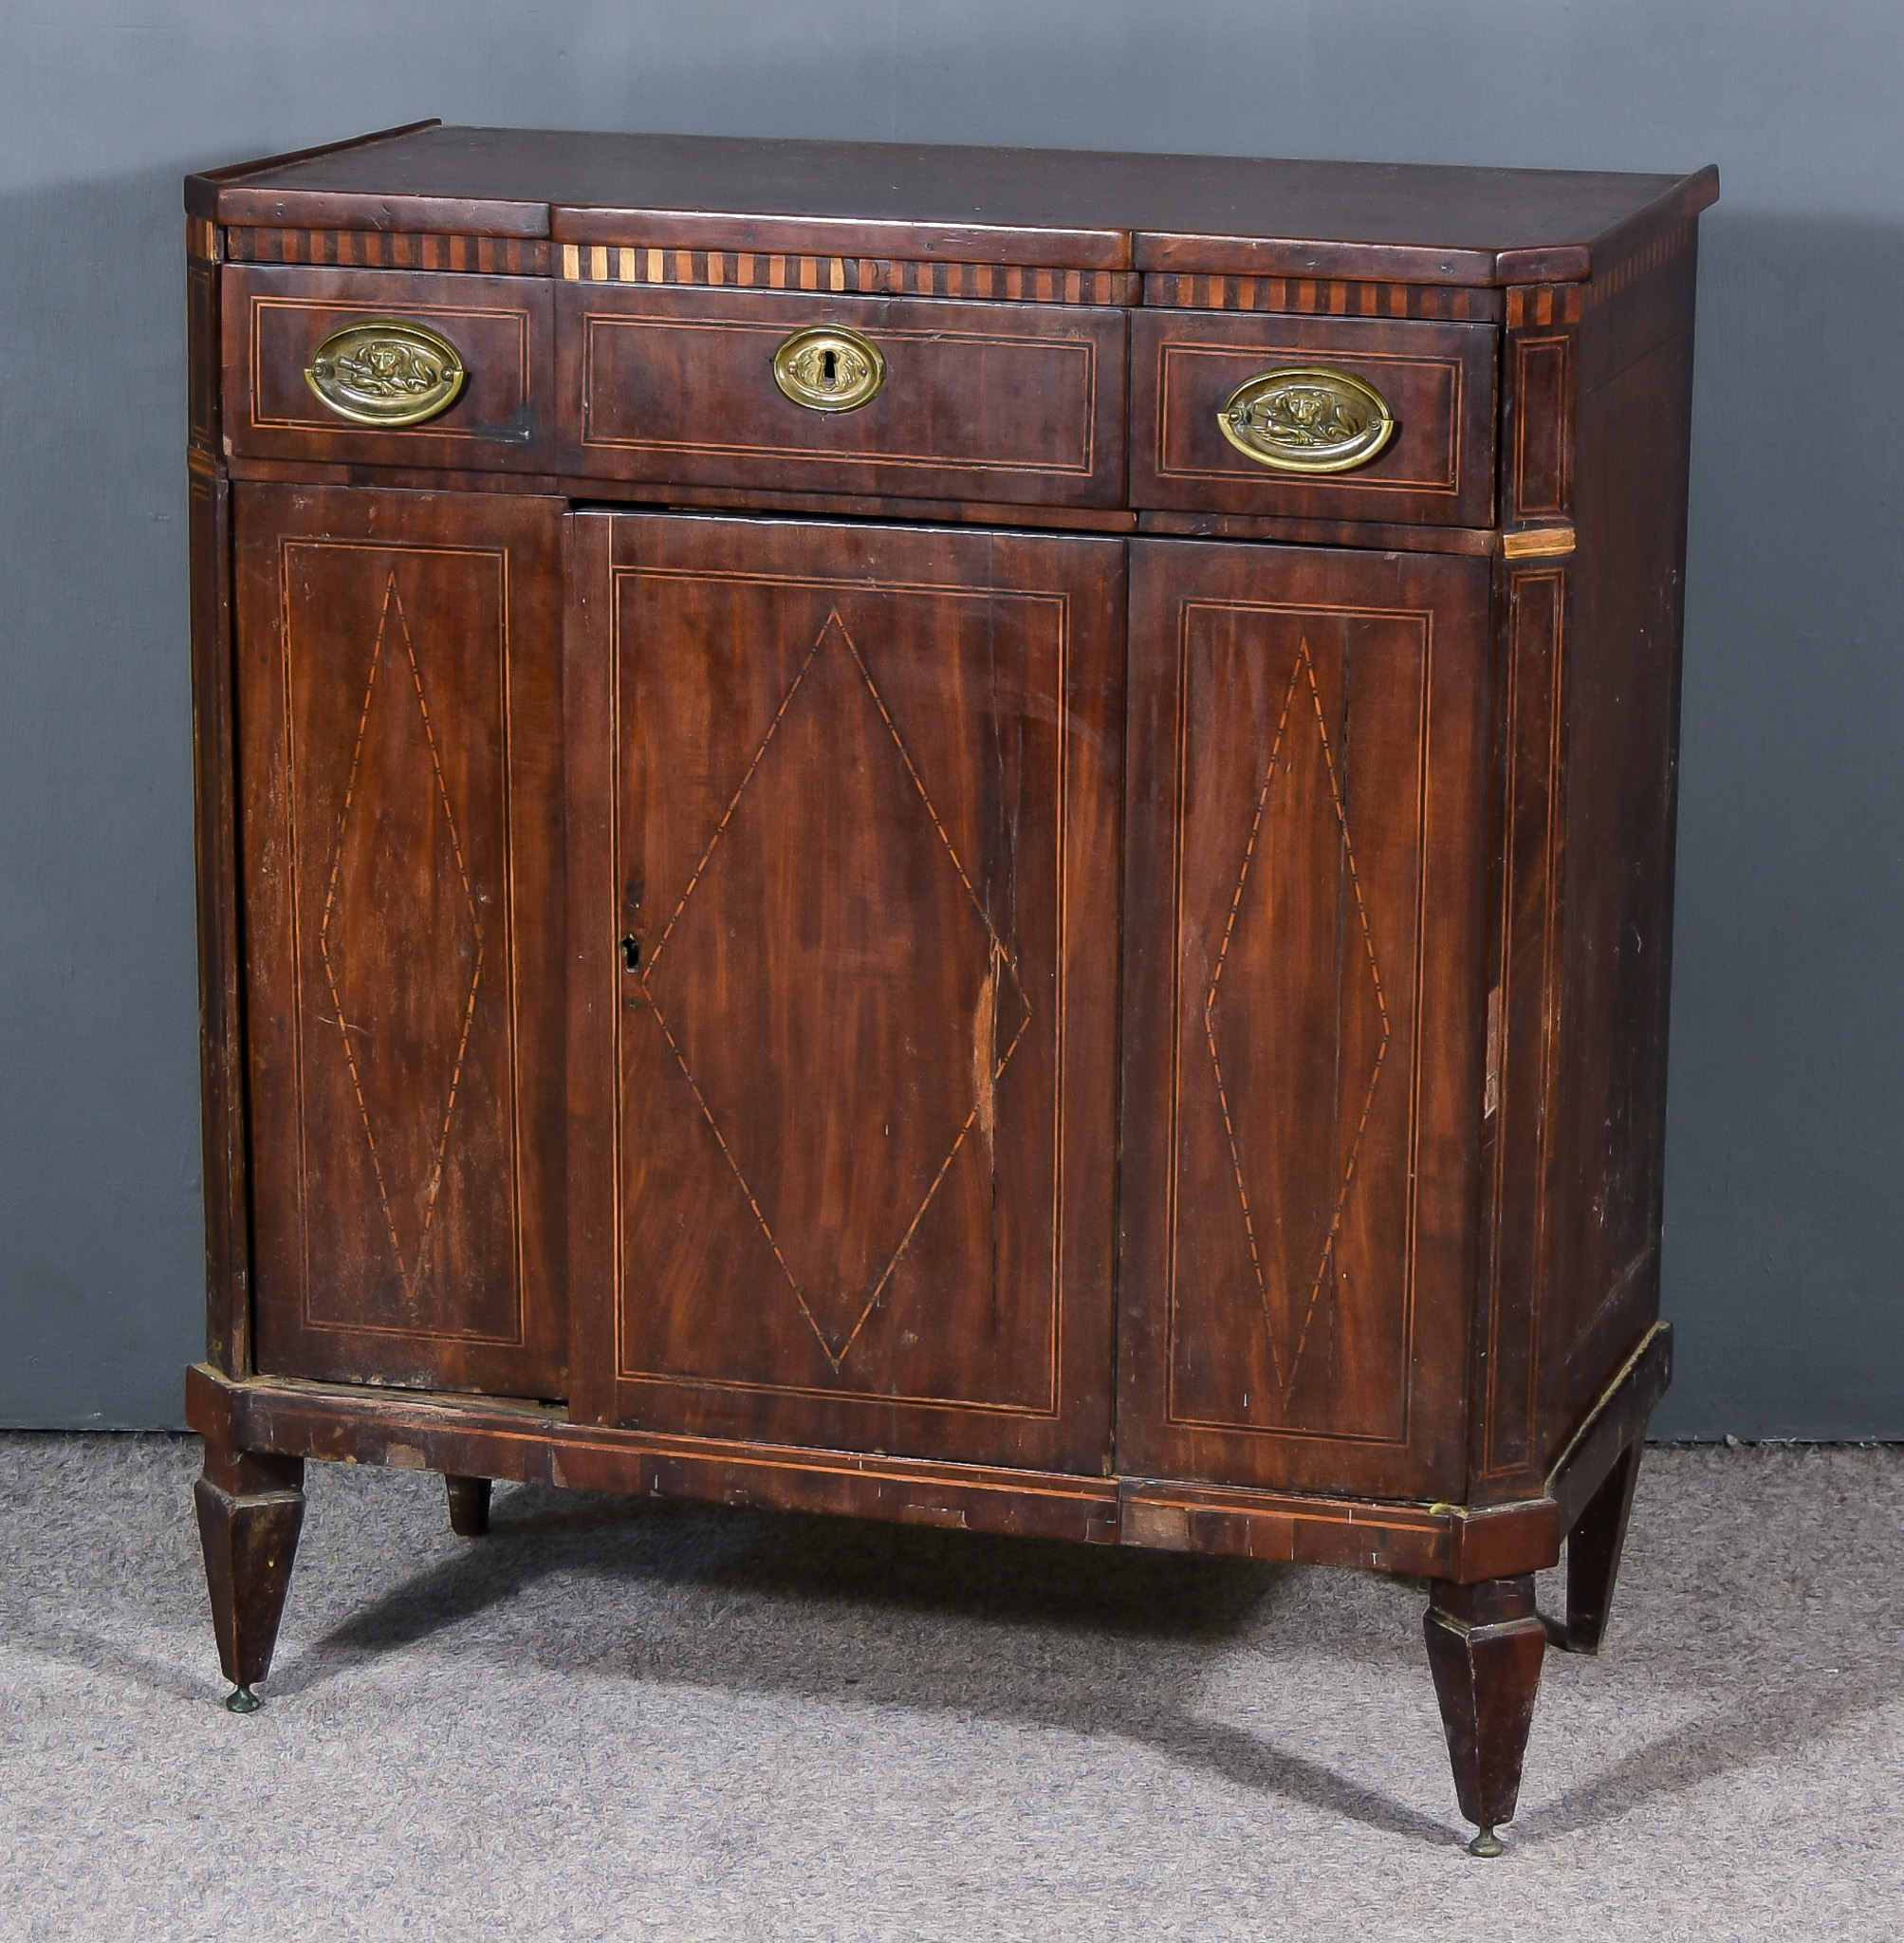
[1502,524,1576,560]
[1484,983,1503,1120]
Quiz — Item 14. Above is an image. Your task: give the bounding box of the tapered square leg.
[194,1440,305,1712]
[444,1473,491,1537]
[1424,1574,1546,1855]
[1558,1439,1642,1655]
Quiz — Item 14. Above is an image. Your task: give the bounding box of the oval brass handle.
[1216,365,1396,474]
[305,318,468,428]
[771,326,886,413]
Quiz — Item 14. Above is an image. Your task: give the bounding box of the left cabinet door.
[233,484,568,1397]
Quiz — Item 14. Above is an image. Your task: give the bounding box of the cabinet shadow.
[277,1481,1448,1846]
[264,1453,1903,1852]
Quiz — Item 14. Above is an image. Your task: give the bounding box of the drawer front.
[222,265,555,470]
[1131,309,1497,527]
[559,285,1126,507]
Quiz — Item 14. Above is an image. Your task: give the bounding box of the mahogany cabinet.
[183,124,1717,1855]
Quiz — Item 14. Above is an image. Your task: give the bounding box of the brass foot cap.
[225,1685,260,1714]
[1468,1826,1505,1859]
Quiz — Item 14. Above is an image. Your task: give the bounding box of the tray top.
[192,122,1718,287]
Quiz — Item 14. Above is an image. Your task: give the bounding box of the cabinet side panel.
[191,463,249,1373]
[1471,563,1568,1496]
[236,483,568,1397]
[188,213,251,1376]
[1534,230,1700,1468]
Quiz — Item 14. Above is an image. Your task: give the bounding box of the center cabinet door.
[1118,538,1492,1503]
[564,513,1124,1473]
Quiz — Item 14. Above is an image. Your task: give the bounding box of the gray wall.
[3,2,1899,1435]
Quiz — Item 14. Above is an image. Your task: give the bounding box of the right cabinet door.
[1118,539,1491,1501]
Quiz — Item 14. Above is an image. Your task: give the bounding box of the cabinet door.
[565,513,1123,1474]
[234,484,567,1397]
[1118,539,1490,1500]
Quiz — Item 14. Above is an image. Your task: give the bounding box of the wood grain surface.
[564,513,1124,1473]
[194,126,1716,288]
[1469,221,1703,1504]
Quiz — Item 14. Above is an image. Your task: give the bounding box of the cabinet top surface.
[195,123,1718,286]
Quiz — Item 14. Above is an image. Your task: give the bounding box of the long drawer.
[1130,308,1498,527]
[557,284,1127,507]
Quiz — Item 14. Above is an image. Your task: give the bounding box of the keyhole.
[619,935,641,972]
[822,346,838,386]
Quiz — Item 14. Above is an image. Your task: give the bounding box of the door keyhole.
[619,935,641,972]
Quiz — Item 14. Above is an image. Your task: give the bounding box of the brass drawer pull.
[1217,365,1396,473]
[771,326,886,413]
[305,318,468,427]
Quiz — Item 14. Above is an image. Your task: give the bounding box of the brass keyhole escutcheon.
[771,326,886,413]
[305,318,468,427]
[1216,365,1396,473]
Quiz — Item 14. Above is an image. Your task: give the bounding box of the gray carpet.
[0,1435,1897,1941]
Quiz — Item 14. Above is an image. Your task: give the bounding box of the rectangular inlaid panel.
[559,284,1126,507]
[1508,333,1576,522]
[235,484,567,1397]
[222,264,555,472]
[1130,309,1497,527]
[1118,539,1491,1501]
[564,513,1124,1472]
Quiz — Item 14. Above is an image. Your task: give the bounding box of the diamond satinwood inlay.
[317,572,485,1299]
[636,609,1029,1372]
[1205,637,1389,1399]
